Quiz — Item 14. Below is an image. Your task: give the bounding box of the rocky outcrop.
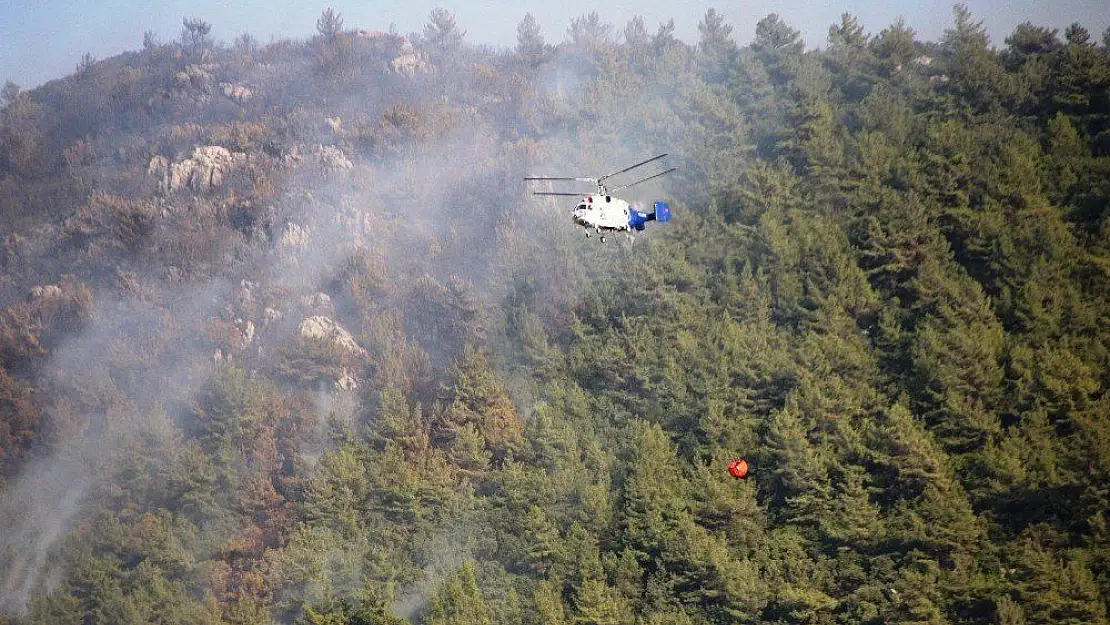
[392,51,429,76]
[233,318,255,350]
[175,63,218,93]
[171,146,236,192]
[334,369,358,391]
[315,145,353,170]
[279,223,308,249]
[263,307,283,326]
[301,293,334,315]
[298,316,366,355]
[29,284,62,300]
[221,83,253,103]
[357,31,429,76]
[147,155,170,189]
[148,146,245,193]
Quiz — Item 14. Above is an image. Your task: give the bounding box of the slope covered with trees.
[1,5,1109,624]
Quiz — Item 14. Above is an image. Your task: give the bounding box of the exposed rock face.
[147,155,170,190]
[301,293,334,315]
[334,369,358,391]
[355,31,430,76]
[263,307,283,325]
[148,146,245,193]
[391,52,429,76]
[172,146,235,192]
[355,31,429,76]
[233,318,255,349]
[221,83,253,102]
[301,295,330,310]
[279,223,308,249]
[175,63,218,93]
[298,316,366,355]
[29,284,62,300]
[236,280,257,309]
[316,145,352,170]
[2,233,28,269]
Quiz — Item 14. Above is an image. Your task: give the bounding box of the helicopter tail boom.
[628,201,673,231]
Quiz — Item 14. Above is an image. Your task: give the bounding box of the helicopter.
[524,154,676,242]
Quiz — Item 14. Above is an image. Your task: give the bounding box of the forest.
[1,4,1109,624]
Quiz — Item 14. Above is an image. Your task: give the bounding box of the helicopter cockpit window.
[577,203,590,210]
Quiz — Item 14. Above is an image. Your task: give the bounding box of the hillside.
[1,6,1110,625]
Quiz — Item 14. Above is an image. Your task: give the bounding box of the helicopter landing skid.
[585,227,605,242]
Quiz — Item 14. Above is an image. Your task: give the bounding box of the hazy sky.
[1,0,1107,89]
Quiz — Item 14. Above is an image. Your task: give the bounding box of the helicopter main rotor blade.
[608,167,678,192]
[598,153,668,183]
[524,176,597,182]
[532,192,583,196]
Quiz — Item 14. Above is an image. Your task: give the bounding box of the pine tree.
[869,18,917,77]
[909,260,1005,453]
[434,348,522,464]
[521,505,561,575]
[1008,526,1109,625]
[303,444,371,538]
[426,562,493,625]
[533,578,569,625]
[941,5,1012,113]
[696,9,737,84]
[763,406,832,530]
[1003,22,1061,115]
[423,8,466,61]
[571,577,634,625]
[517,13,546,65]
[826,13,875,101]
[619,424,689,561]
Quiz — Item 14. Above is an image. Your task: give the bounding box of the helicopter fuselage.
[524,153,675,241]
[572,194,632,233]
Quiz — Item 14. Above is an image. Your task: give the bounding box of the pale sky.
[1,0,1107,89]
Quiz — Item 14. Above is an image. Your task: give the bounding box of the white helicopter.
[525,154,676,242]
